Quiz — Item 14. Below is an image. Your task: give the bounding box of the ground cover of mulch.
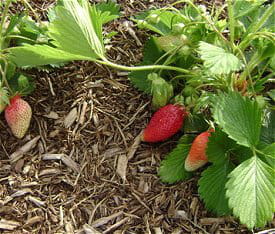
[0,1,274,233]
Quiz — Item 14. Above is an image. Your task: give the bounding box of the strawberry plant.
[5,0,274,229]
[131,0,274,230]
[0,0,51,137]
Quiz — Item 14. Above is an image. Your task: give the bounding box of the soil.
[0,1,274,233]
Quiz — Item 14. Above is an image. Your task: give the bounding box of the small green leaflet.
[158,135,194,184]
[198,163,234,216]
[198,42,243,75]
[213,92,262,148]
[226,156,275,229]
[9,74,34,95]
[206,128,237,165]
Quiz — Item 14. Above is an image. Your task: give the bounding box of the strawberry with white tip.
[185,129,214,171]
[5,95,32,138]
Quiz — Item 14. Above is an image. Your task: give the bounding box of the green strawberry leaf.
[128,61,153,94]
[234,145,253,164]
[183,113,208,134]
[9,44,92,67]
[0,61,16,80]
[261,109,275,144]
[3,13,24,36]
[260,143,275,168]
[48,2,104,58]
[270,55,275,70]
[198,42,243,75]
[233,0,265,19]
[96,1,120,24]
[9,0,106,67]
[207,128,237,165]
[213,92,262,148]
[158,135,195,184]
[143,37,164,63]
[198,162,234,216]
[226,156,275,229]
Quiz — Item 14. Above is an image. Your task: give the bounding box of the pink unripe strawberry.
[5,95,32,139]
[141,104,187,142]
[184,129,214,172]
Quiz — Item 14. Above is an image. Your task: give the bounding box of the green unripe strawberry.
[156,34,189,53]
[148,73,173,110]
[183,86,195,97]
[147,13,160,24]
[178,45,191,56]
[185,96,192,106]
[172,23,185,34]
[137,20,148,29]
[5,95,32,138]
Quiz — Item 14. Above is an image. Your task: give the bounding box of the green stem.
[238,50,264,91]
[227,0,235,44]
[157,46,182,76]
[5,35,37,43]
[153,47,177,66]
[98,59,192,74]
[0,57,12,93]
[239,32,275,52]
[0,0,12,50]
[234,45,255,95]
[247,2,274,35]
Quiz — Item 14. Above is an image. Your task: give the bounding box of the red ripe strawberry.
[184,129,214,172]
[141,104,187,142]
[5,95,32,139]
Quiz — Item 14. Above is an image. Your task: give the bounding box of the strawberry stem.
[98,58,193,74]
[0,0,12,50]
